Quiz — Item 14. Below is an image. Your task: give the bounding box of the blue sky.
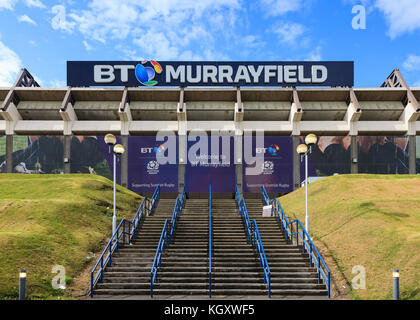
[0,0,419,88]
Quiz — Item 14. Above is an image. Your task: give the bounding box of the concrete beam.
[177,87,186,122]
[59,88,77,135]
[130,121,178,134]
[118,88,132,122]
[345,88,362,136]
[0,120,5,134]
[14,120,64,134]
[119,88,132,136]
[290,89,302,135]
[235,87,244,123]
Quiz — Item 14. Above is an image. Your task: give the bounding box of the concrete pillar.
[178,135,187,195]
[178,164,186,195]
[63,135,71,174]
[235,133,243,195]
[409,135,416,175]
[292,135,300,190]
[350,135,358,174]
[235,164,243,195]
[121,135,128,188]
[5,135,13,173]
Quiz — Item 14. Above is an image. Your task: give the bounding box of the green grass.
[0,174,142,299]
[278,174,420,300]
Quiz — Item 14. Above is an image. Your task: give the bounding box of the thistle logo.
[135,60,162,86]
[267,144,280,156]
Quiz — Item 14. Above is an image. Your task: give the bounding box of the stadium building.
[1,61,420,197]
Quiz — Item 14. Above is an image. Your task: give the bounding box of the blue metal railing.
[235,185,271,297]
[90,185,160,297]
[209,183,212,298]
[150,186,186,297]
[150,219,169,298]
[168,186,186,243]
[261,185,270,206]
[262,185,331,298]
[252,220,271,298]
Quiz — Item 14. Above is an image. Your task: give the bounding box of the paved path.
[89,294,329,300]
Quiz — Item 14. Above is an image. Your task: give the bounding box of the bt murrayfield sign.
[67,60,354,87]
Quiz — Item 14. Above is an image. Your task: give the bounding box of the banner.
[1,135,418,195]
[67,61,354,87]
[185,135,235,193]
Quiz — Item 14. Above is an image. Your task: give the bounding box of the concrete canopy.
[0,85,419,136]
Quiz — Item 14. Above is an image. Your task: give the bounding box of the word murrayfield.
[67,61,354,87]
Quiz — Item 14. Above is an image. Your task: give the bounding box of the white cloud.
[18,14,37,25]
[260,0,304,16]
[48,0,240,60]
[403,55,420,71]
[51,5,75,33]
[243,35,265,48]
[63,0,239,43]
[133,30,179,60]
[25,0,45,8]
[375,0,420,39]
[0,0,17,10]
[305,46,322,61]
[0,39,22,86]
[272,22,305,43]
[82,40,93,51]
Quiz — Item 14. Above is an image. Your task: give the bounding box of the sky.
[0,0,419,88]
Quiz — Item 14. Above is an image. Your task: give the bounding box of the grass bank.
[0,174,142,299]
[278,174,420,300]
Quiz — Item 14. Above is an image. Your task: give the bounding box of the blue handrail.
[235,185,271,297]
[266,187,331,298]
[150,219,169,297]
[150,186,186,297]
[252,220,271,298]
[90,185,161,297]
[209,183,212,298]
[261,185,270,206]
[168,186,186,243]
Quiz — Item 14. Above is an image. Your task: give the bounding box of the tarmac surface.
[89,295,329,300]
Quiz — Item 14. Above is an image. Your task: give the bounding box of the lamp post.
[104,134,125,236]
[296,133,318,236]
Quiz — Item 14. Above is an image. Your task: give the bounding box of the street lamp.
[296,133,318,236]
[104,134,125,236]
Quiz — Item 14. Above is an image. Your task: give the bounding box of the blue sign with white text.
[67,61,354,87]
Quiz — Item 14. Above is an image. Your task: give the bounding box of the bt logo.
[256,144,280,156]
[135,60,162,86]
[141,144,166,155]
[94,60,162,86]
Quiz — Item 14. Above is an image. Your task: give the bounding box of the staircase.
[92,198,175,296]
[212,199,267,296]
[246,198,328,296]
[155,199,209,295]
